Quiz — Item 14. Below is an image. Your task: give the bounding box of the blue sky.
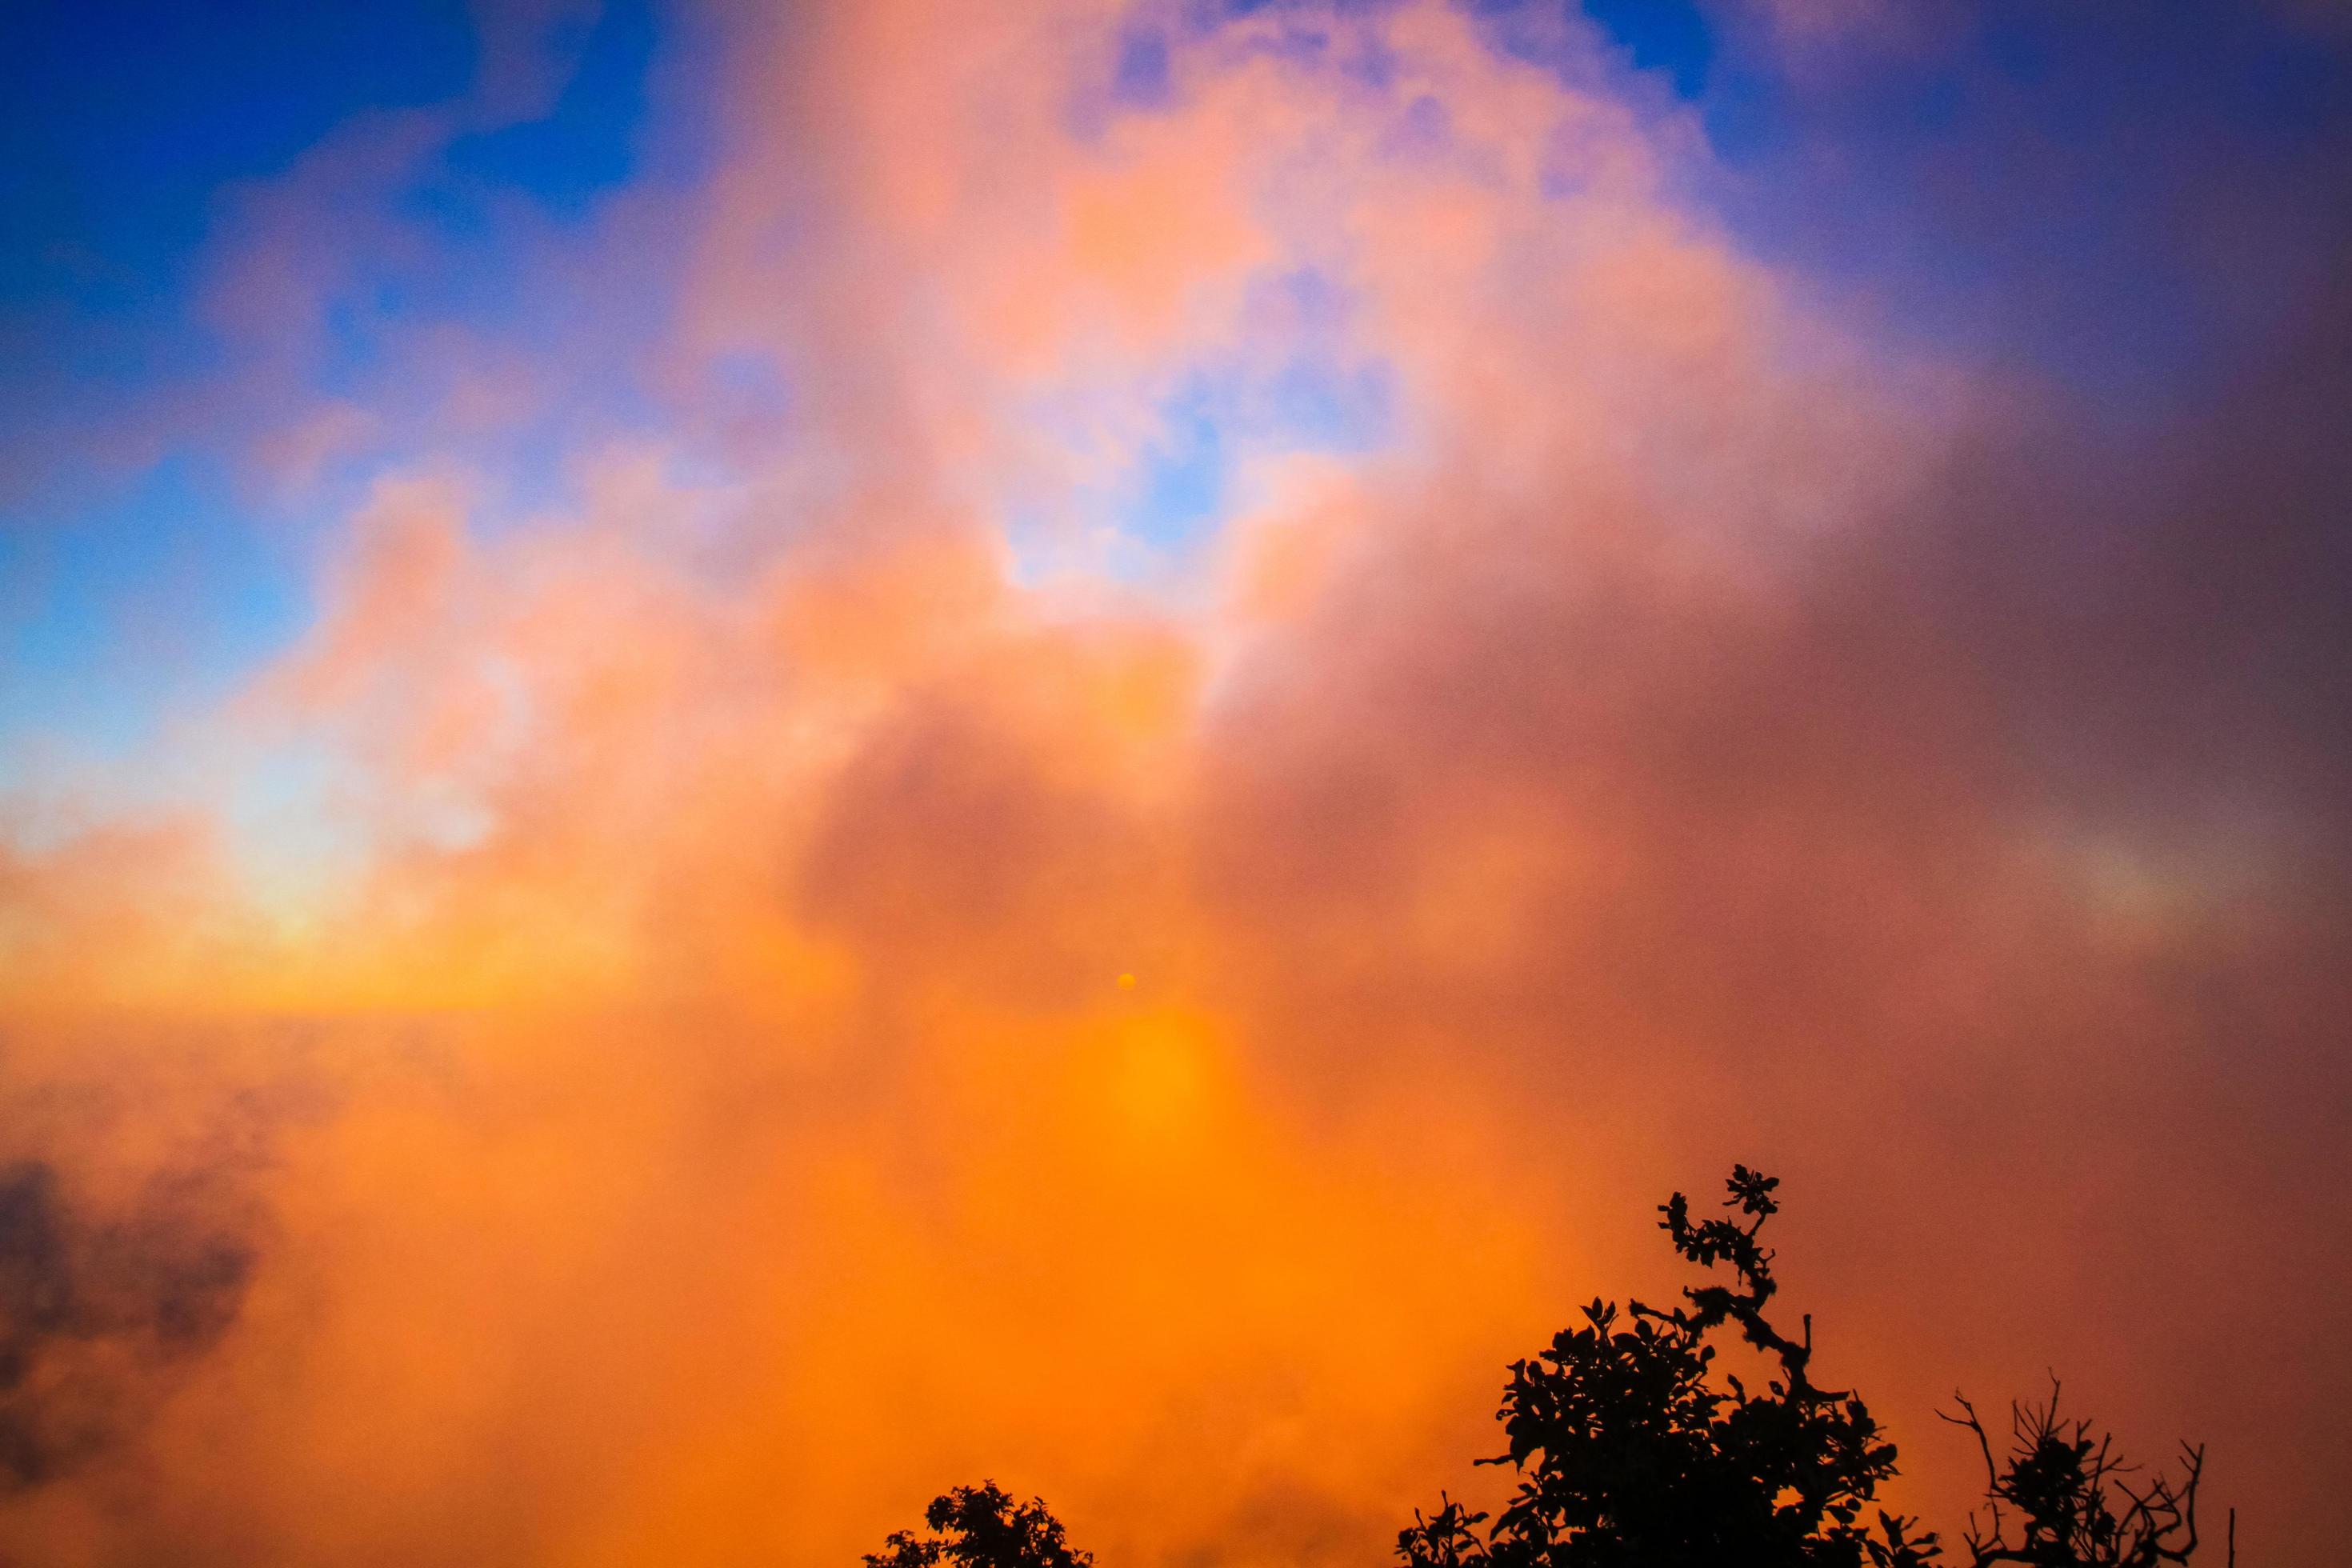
[4,0,2348,775]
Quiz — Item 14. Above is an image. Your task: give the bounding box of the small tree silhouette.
[1395,1165,1938,1568]
[862,1482,1092,1568]
[1942,1382,2210,1567]
[865,1170,2216,1567]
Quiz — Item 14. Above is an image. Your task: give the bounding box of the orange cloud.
[3,3,2345,1565]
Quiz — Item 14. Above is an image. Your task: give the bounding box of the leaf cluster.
[1942,1383,2206,1568]
[1396,1166,1937,1568]
[862,1482,1094,1568]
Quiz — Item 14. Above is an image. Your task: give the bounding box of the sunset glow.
[2,2,2348,1564]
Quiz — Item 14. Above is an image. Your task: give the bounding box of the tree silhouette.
[1395,1165,1938,1568]
[862,1482,1092,1568]
[866,1170,2215,1568]
[1942,1382,2210,1567]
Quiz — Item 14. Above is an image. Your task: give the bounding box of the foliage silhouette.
[1942,1382,2209,1567]
[867,1170,2217,1568]
[1394,1165,1937,1568]
[862,1482,1092,1568]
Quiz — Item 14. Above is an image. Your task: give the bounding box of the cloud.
[2,2,2348,1564]
[0,1159,255,1494]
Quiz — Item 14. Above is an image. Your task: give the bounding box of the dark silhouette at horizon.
[874,1170,2218,1568]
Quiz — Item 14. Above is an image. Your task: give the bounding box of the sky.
[1,1,2348,1562]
